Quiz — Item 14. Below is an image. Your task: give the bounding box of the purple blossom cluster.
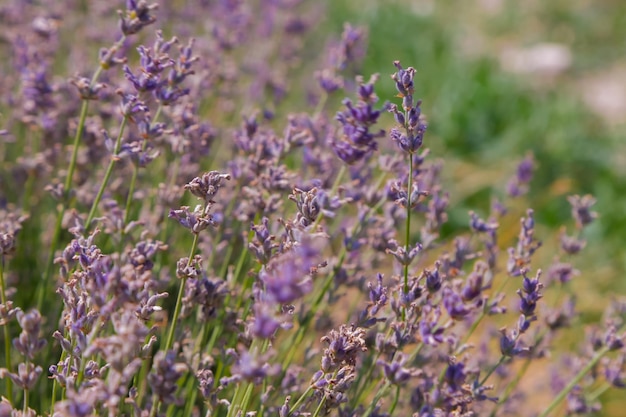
[0,1,623,417]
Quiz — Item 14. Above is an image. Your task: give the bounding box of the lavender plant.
[0,1,624,417]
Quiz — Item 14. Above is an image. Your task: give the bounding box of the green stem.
[403,154,413,296]
[226,381,243,417]
[134,335,153,406]
[22,386,29,415]
[123,165,139,227]
[388,384,401,416]
[148,394,159,417]
[457,275,512,355]
[0,257,13,403]
[289,386,313,415]
[588,382,611,402]
[311,394,326,417]
[179,323,212,417]
[364,381,390,417]
[65,100,90,195]
[282,250,346,370]
[124,104,163,231]
[49,348,68,415]
[239,381,255,416]
[150,232,199,417]
[85,116,129,230]
[480,355,506,386]
[313,91,328,118]
[538,345,611,417]
[490,355,533,417]
[36,97,90,311]
[165,233,199,351]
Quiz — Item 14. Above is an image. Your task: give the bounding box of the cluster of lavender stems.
[0,1,624,417]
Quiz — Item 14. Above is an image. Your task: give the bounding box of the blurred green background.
[327,0,625,288]
[325,1,626,412]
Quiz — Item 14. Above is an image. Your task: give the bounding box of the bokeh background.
[323,0,626,299]
[327,0,626,413]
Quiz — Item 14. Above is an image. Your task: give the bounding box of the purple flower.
[517,269,543,330]
[320,325,366,372]
[248,217,278,265]
[377,353,417,385]
[506,153,534,197]
[0,209,28,256]
[119,0,158,36]
[331,75,385,165]
[149,350,188,405]
[223,349,280,385]
[461,261,489,302]
[469,211,498,233]
[419,305,446,345]
[567,194,597,229]
[168,206,216,234]
[117,91,148,118]
[499,327,529,357]
[388,61,429,154]
[13,310,47,360]
[259,247,315,305]
[389,121,426,154]
[316,69,343,93]
[559,230,586,255]
[507,209,542,277]
[249,302,282,339]
[444,359,466,392]
[184,171,231,204]
[0,362,42,390]
[423,262,442,294]
[546,262,579,285]
[443,287,471,320]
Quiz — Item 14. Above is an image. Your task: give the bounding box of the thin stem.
[226,380,243,417]
[123,164,139,228]
[65,100,91,196]
[403,154,414,296]
[281,249,346,370]
[150,231,199,417]
[457,275,512,355]
[177,324,211,417]
[480,355,506,386]
[0,257,13,403]
[239,381,255,416]
[49,348,68,415]
[165,233,199,351]
[490,355,533,417]
[22,386,29,415]
[148,394,159,417]
[364,381,390,417]
[588,382,611,402]
[85,116,129,229]
[36,98,90,311]
[313,91,329,118]
[311,394,326,417]
[289,386,313,414]
[124,105,164,230]
[388,384,401,416]
[538,345,611,417]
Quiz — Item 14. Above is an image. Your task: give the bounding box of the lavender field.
[1,1,625,416]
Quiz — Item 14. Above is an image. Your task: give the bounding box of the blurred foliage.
[325,0,626,295]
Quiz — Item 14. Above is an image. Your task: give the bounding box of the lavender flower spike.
[185,171,231,205]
